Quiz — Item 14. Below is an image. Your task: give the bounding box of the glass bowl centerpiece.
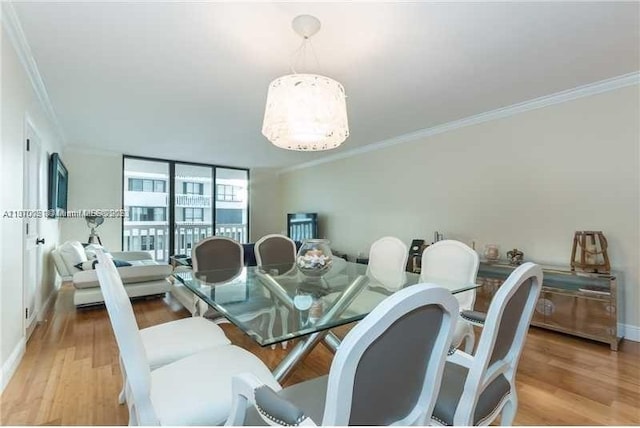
[296,239,333,277]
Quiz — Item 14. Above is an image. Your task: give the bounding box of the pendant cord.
[290,37,321,75]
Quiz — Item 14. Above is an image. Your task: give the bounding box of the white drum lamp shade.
[262,73,349,151]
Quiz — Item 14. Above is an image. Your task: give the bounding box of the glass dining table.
[173,258,480,382]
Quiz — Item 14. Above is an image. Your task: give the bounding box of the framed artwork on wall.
[48,152,68,217]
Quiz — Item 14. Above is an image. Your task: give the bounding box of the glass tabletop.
[173,259,480,347]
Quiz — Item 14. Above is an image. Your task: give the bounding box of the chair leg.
[280,306,289,349]
[463,325,475,354]
[118,354,127,405]
[501,394,518,426]
[267,308,276,349]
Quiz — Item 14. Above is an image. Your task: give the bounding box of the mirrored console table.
[475,262,621,350]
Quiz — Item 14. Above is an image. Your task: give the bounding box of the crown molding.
[63,144,123,158]
[280,71,640,174]
[1,2,67,144]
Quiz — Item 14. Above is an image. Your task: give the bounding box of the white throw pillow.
[59,241,88,273]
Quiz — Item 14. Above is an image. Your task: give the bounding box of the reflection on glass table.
[174,260,481,382]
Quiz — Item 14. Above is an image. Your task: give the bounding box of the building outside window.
[129,178,166,193]
[216,208,242,224]
[184,182,204,195]
[128,206,166,222]
[141,235,155,251]
[183,207,204,222]
[216,184,241,201]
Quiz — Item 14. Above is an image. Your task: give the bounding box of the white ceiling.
[12,2,640,168]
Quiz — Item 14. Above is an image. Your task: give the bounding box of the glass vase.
[296,239,333,277]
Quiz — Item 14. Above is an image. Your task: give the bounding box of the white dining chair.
[254,234,298,349]
[226,283,460,426]
[93,250,231,404]
[366,236,409,292]
[421,240,479,353]
[185,237,279,342]
[95,250,280,426]
[255,234,297,275]
[430,262,543,426]
[321,236,409,318]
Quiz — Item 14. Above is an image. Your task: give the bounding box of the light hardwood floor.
[1,284,638,425]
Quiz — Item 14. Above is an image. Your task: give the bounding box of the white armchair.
[52,241,171,307]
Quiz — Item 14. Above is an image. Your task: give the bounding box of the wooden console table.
[475,263,621,350]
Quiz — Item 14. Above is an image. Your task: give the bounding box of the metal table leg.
[272,330,331,383]
[267,274,369,382]
[322,331,342,352]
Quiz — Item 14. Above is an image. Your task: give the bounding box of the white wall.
[1,25,64,389]
[280,85,640,329]
[249,168,283,241]
[60,150,123,250]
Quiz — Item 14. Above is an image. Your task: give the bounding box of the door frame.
[22,117,44,339]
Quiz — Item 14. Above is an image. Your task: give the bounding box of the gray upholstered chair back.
[322,284,459,426]
[487,278,534,367]
[192,237,243,283]
[348,305,445,425]
[254,234,296,274]
[472,265,541,375]
[453,262,542,424]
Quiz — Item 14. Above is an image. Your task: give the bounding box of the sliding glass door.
[123,156,249,262]
[174,163,213,257]
[123,158,170,262]
[215,168,249,243]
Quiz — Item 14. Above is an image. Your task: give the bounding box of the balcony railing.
[123,223,248,261]
[175,194,211,207]
[214,224,247,243]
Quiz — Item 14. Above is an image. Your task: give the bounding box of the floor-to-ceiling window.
[123,156,249,262]
[123,158,170,262]
[215,168,249,244]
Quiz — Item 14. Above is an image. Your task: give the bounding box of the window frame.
[122,155,250,255]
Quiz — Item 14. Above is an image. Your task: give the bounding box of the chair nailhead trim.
[430,414,450,426]
[255,403,306,426]
[460,314,485,325]
[256,404,295,426]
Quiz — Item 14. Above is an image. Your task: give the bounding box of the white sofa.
[52,241,172,307]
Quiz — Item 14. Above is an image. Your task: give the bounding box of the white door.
[23,123,44,338]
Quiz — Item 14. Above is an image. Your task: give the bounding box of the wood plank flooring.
[1,283,638,425]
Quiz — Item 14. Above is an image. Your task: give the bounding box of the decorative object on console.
[571,231,610,273]
[296,239,333,277]
[406,238,427,273]
[484,244,500,263]
[506,248,524,265]
[262,15,349,151]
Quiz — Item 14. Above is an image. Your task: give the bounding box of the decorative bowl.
[296,239,333,277]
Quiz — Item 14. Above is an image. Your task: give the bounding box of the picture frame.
[48,152,68,217]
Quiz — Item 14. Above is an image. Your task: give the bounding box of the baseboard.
[0,337,26,393]
[619,323,640,342]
